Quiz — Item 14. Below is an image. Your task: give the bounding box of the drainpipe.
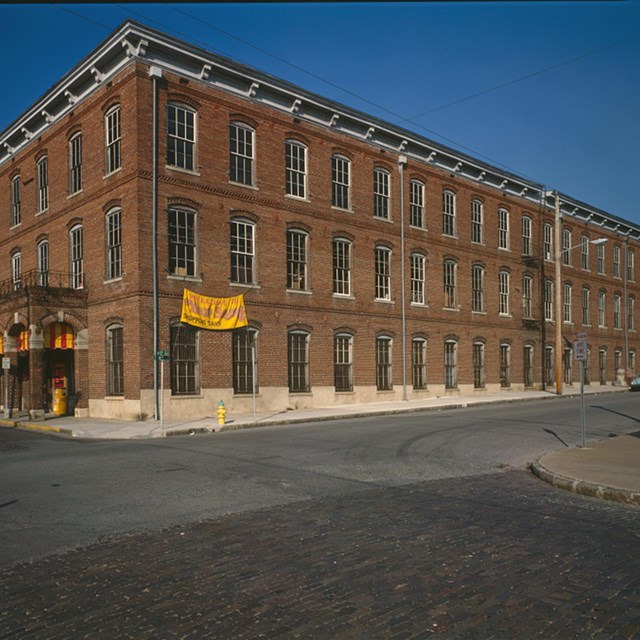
[149,65,162,420]
[623,235,629,374]
[398,154,408,401]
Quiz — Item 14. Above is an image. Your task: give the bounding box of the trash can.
[52,388,67,416]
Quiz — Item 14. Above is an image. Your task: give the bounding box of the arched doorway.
[6,324,29,413]
[43,322,75,415]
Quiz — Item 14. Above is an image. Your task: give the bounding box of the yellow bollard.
[217,400,227,426]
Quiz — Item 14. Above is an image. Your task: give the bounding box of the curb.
[529,460,640,506]
[0,418,74,437]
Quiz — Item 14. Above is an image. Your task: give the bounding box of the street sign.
[573,333,588,361]
[156,350,169,361]
[2,357,10,370]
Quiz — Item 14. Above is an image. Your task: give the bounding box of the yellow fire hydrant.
[217,400,227,426]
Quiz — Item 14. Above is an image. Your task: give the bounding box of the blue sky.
[1,2,639,222]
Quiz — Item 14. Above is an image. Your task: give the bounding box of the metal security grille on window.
[500,346,511,387]
[230,125,253,185]
[233,330,257,394]
[287,232,307,290]
[108,327,124,396]
[171,327,199,395]
[412,340,427,390]
[376,339,392,391]
[288,333,309,392]
[231,221,254,284]
[286,142,306,198]
[169,209,196,277]
[167,105,195,171]
[333,240,351,295]
[374,170,389,219]
[106,108,121,174]
[334,336,352,392]
[332,157,349,209]
[445,342,457,389]
[473,344,485,388]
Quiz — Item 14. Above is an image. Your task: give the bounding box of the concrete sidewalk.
[1,385,638,506]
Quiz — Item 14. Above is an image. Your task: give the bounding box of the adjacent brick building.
[0,20,638,420]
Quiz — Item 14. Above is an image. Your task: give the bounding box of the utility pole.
[554,191,563,395]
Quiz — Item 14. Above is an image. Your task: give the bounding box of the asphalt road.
[1,392,639,568]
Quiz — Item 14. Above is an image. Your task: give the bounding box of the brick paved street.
[1,470,639,639]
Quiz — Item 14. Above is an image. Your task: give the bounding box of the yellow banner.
[180,289,248,330]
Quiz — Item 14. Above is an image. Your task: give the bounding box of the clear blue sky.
[2,2,639,222]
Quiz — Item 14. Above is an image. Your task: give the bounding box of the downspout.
[398,154,408,402]
[149,65,162,420]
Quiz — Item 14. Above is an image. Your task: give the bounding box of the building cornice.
[1,19,638,239]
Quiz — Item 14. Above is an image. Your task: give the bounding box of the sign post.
[573,333,588,448]
[2,357,10,419]
[157,350,169,430]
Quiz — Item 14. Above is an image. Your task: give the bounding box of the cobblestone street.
[1,470,639,639]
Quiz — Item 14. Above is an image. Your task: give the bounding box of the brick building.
[0,20,638,420]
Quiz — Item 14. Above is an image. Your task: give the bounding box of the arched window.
[373,167,390,220]
[168,207,197,278]
[37,156,49,213]
[521,216,532,255]
[106,208,122,281]
[106,324,124,396]
[334,333,353,392]
[285,140,307,199]
[170,324,199,395]
[376,336,393,391]
[37,239,49,287]
[374,246,391,301]
[471,199,483,244]
[333,237,352,296]
[230,122,255,185]
[167,103,196,170]
[233,328,258,394]
[442,190,456,236]
[332,155,350,210]
[410,180,425,228]
[410,253,426,305]
[105,104,121,174]
[288,330,310,393]
[443,259,457,309]
[473,340,485,389]
[69,224,84,289]
[498,208,509,250]
[11,175,21,227]
[412,337,427,390]
[444,339,457,389]
[69,133,83,194]
[230,218,256,285]
[287,229,308,291]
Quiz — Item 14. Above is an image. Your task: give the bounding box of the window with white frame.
[581,235,590,270]
[233,328,258,394]
[412,337,427,390]
[627,249,635,282]
[167,103,195,171]
[410,180,425,228]
[374,247,391,301]
[69,133,83,194]
[285,140,307,199]
[598,290,606,327]
[522,274,533,318]
[472,264,484,312]
[106,208,122,281]
[521,217,532,256]
[562,229,572,266]
[442,190,456,236]
[498,208,509,250]
[444,339,457,389]
[614,293,622,329]
[230,219,255,285]
[500,343,511,387]
[168,207,197,278]
[286,229,308,291]
[499,270,510,316]
[170,324,199,395]
[582,287,590,326]
[333,238,351,296]
[10,176,20,227]
[544,223,553,262]
[443,259,457,308]
[628,296,635,331]
[563,283,572,323]
[332,155,350,210]
[473,341,485,389]
[471,199,483,244]
[544,279,554,322]
[597,243,606,274]
[37,157,48,213]
[524,345,534,387]
[230,122,254,186]
[373,168,390,219]
[613,245,621,278]
[410,253,426,305]
[69,225,84,289]
[106,324,124,396]
[11,252,21,290]
[288,331,310,393]
[37,239,49,287]
[334,333,353,392]
[376,336,393,391]
[105,105,121,174]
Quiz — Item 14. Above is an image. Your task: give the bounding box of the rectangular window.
[544,224,553,262]
[629,297,635,331]
[167,104,195,171]
[376,337,392,391]
[582,288,590,325]
[544,280,554,322]
[10,176,20,227]
[581,236,589,270]
[598,291,606,327]
[410,254,425,305]
[105,106,121,174]
[375,247,391,301]
[333,238,351,296]
[11,253,21,290]
[563,284,572,323]
[106,209,122,280]
[628,249,635,282]
[498,208,509,250]
[170,325,199,395]
[524,346,534,387]
[410,180,425,228]
[564,348,573,385]
[613,245,621,278]
[69,134,83,194]
[442,191,456,236]
[614,294,621,329]
[285,141,306,199]
[334,335,353,392]
[233,329,257,394]
[107,326,124,396]
[545,346,554,386]
[230,220,255,284]
[444,341,457,389]
[373,168,390,219]
[288,332,310,393]
[230,123,254,185]
[37,241,49,287]
[412,338,427,390]
[521,217,532,256]
[597,244,605,274]
[599,349,606,385]
[471,200,483,244]
[472,265,484,312]
[473,343,485,389]
[287,230,308,290]
[500,344,511,388]
[444,260,457,308]
[70,226,84,289]
[332,156,350,210]
[522,275,533,318]
[168,208,196,278]
[37,157,49,213]
[562,229,572,266]
[499,271,510,316]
